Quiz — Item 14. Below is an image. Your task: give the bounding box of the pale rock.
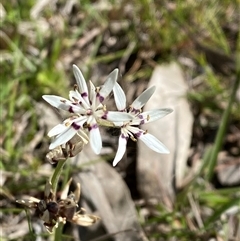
[137,62,193,207]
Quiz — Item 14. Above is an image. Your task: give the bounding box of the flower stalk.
[51,159,66,195]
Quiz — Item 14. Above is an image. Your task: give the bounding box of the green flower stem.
[51,159,66,197]
[206,71,240,181]
[50,159,67,241]
[54,222,64,241]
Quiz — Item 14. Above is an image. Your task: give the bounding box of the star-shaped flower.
[43,65,132,154]
[112,83,173,166]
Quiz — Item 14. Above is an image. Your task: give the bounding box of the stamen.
[72,97,78,102]
[69,106,74,113]
[97,93,104,103]
[81,92,88,98]
[88,123,98,131]
[71,122,81,130]
[101,111,108,120]
[74,84,78,91]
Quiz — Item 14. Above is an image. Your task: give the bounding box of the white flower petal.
[113,82,126,110]
[89,81,97,109]
[89,81,95,100]
[126,125,142,134]
[74,116,88,126]
[48,116,87,138]
[42,95,73,111]
[48,124,68,137]
[72,65,89,99]
[139,132,169,153]
[49,127,77,150]
[98,69,118,103]
[138,108,173,124]
[104,111,133,122]
[113,135,127,166]
[89,125,102,154]
[131,86,156,110]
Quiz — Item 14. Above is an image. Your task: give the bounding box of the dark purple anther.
[68,106,74,113]
[71,122,81,130]
[121,133,129,140]
[135,131,142,138]
[101,112,108,120]
[97,93,104,103]
[131,108,139,114]
[88,123,98,131]
[81,92,88,98]
[138,114,145,124]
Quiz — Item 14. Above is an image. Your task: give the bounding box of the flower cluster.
[16,179,99,233]
[16,65,172,234]
[112,83,173,166]
[43,65,173,166]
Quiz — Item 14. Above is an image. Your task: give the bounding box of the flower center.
[86,109,93,115]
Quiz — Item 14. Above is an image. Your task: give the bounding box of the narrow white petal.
[89,81,97,109]
[131,86,156,110]
[113,135,127,166]
[139,108,173,124]
[48,124,68,137]
[49,127,77,150]
[89,81,95,100]
[98,69,119,102]
[89,125,102,154]
[42,95,73,111]
[72,65,89,98]
[139,133,169,153]
[105,111,133,122]
[48,116,86,138]
[74,116,88,126]
[113,82,126,110]
[126,125,142,134]
[111,121,124,127]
